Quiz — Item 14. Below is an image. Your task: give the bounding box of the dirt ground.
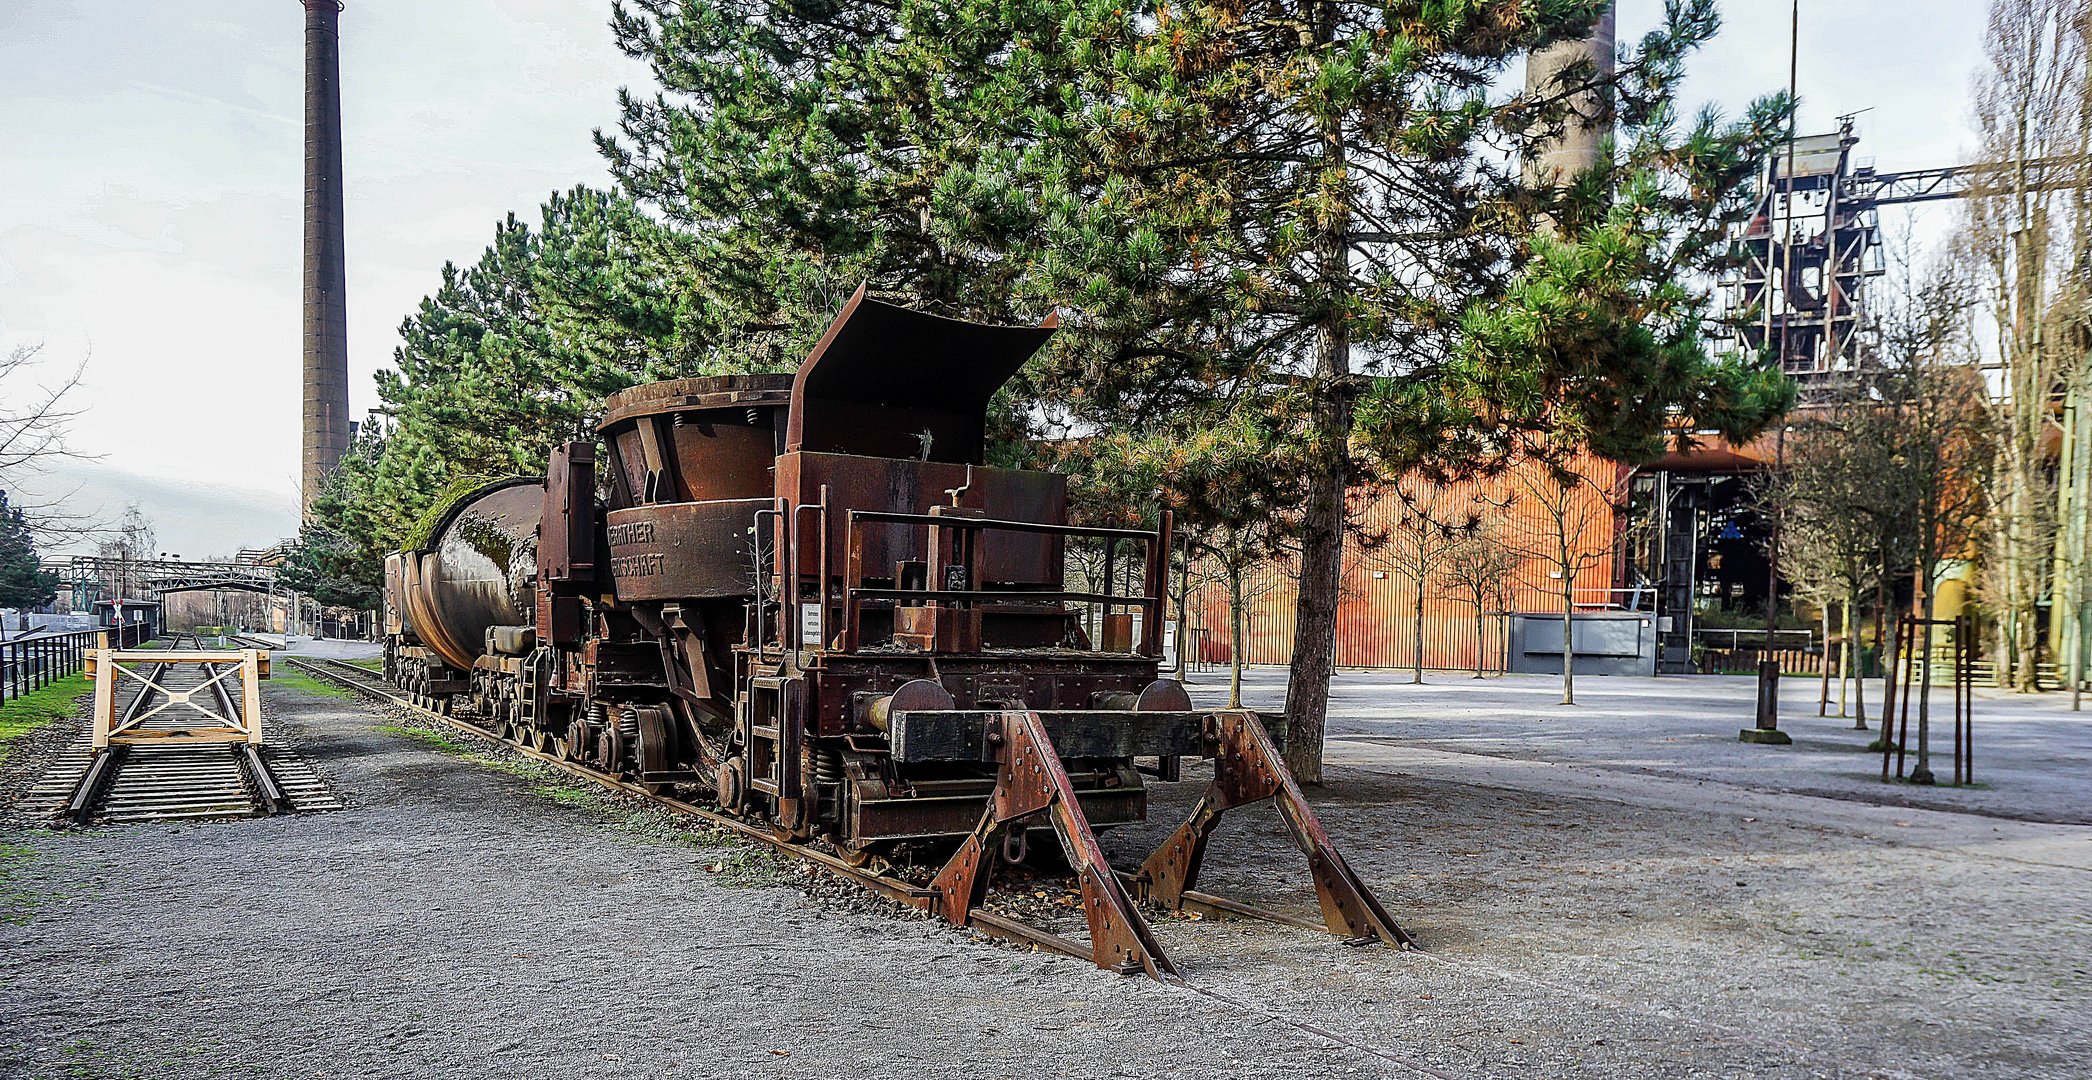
[3,671,2086,1079]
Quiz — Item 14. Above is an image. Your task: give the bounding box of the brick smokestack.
[300,0,350,517]
[1522,4,1616,190]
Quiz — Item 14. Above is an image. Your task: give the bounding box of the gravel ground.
[3,670,2087,1079]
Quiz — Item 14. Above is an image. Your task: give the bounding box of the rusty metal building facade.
[1186,453,1630,672]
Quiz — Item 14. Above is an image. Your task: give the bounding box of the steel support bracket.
[1138,709,1413,949]
[928,710,1179,981]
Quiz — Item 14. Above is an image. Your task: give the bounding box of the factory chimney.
[300,0,350,517]
[1522,5,1617,190]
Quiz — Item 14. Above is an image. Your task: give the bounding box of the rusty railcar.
[383,287,1407,976]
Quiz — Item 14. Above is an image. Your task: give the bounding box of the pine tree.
[1023,1,1793,777]
[0,490,58,611]
[599,0,1795,779]
[298,186,712,596]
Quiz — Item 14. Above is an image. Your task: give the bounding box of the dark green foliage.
[0,491,57,610]
[309,0,1795,764]
[276,520,381,612]
[294,187,716,603]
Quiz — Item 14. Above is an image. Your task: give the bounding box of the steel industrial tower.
[300,0,349,517]
[1725,116,2085,382]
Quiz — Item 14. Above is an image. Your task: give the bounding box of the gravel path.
[3,673,2087,1078]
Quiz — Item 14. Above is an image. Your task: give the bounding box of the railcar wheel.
[768,800,813,843]
[714,759,746,813]
[834,840,888,869]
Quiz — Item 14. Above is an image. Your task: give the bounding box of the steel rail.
[280,655,1102,966]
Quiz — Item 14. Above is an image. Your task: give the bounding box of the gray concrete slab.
[1184,666,2092,824]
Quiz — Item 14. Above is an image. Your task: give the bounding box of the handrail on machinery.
[835,507,1172,657]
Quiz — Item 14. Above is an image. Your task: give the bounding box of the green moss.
[401,475,533,552]
[0,673,94,764]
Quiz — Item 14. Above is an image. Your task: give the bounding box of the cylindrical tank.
[399,479,544,671]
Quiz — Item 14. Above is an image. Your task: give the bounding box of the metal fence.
[1692,628,1823,675]
[0,627,110,708]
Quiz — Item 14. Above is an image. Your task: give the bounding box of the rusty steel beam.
[928,710,1179,980]
[1139,710,1414,948]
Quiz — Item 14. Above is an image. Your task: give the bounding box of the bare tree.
[1443,518,1516,678]
[95,505,157,602]
[1501,458,1625,705]
[0,342,91,538]
[1189,521,1291,708]
[1961,0,2090,691]
[1363,485,1471,684]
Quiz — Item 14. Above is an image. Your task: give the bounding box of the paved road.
[1186,666,2092,824]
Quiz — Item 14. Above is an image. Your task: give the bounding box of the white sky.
[0,0,1994,557]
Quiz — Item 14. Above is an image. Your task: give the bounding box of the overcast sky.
[0,1,1993,557]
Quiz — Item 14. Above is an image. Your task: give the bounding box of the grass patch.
[374,723,537,778]
[699,845,791,888]
[531,782,599,807]
[0,837,47,926]
[0,673,94,764]
[342,657,385,672]
[372,719,791,887]
[268,668,354,699]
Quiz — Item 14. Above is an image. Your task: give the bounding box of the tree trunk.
[1878,575,1898,738]
[1560,571,1576,706]
[1411,585,1425,685]
[1818,605,1833,717]
[1473,607,1487,678]
[1846,585,1866,730]
[1278,38,1352,785]
[1913,592,1937,783]
[1227,562,1247,709]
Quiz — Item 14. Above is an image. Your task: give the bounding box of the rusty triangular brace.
[929,710,1179,980]
[1138,709,1414,949]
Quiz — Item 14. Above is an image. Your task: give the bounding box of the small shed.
[92,599,162,643]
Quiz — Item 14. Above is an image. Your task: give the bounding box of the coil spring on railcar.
[814,746,844,786]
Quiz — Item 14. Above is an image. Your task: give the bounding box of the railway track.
[279,654,1111,959]
[21,648,339,825]
[283,651,1482,1075]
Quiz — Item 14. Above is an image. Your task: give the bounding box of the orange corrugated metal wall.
[1186,454,1627,671]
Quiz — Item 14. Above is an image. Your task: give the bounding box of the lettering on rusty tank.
[607,519,664,579]
[606,521,656,546]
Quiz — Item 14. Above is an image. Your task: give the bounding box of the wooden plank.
[104,650,259,663]
[241,650,263,743]
[90,649,115,750]
[107,729,252,745]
